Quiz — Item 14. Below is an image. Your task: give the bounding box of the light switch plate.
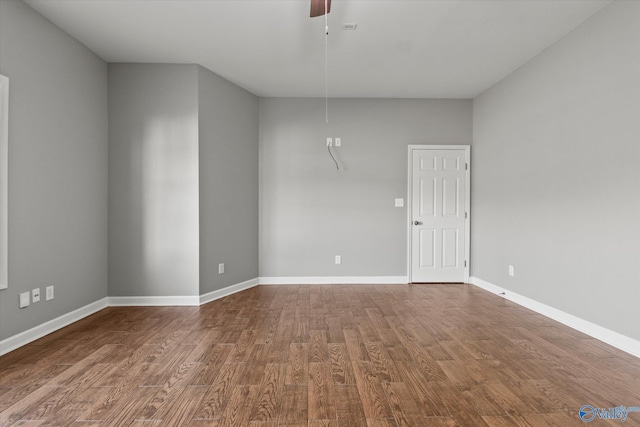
[395,198,404,207]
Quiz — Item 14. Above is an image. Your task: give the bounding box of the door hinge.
[465,212,468,219]
[465,163,468,170]
[464,260,467,268]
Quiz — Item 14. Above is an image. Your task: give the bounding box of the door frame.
[407,145,471,283]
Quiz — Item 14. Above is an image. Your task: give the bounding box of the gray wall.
[198,66,259,294]
[472,0,640,340]
[108,64,200,297]
[0,0,108,340]
[259,98,472,278]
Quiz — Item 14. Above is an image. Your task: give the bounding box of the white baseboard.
[0,297,109,356]
[200,278,260,305]
[109,278,261,307]
[12,277,634,360]
[108,295,200,306]
[0,278,261,356]
[259,276,409,285]
[469,276,640,359]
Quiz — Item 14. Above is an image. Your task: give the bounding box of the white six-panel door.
[408,146,469,283]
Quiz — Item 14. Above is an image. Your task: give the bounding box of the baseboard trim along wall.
[108,295,200,306]
[469,276,640,359]
[0,297,109,356]
[259,276,409,285]
[200,278,260,305]
[6,276,636,359]
[0,278,261,356]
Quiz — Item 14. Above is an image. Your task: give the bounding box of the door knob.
[413,221,422,225]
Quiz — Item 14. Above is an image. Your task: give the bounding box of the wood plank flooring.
[1,284,639,426]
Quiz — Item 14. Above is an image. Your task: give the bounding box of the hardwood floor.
[1,284,639,426]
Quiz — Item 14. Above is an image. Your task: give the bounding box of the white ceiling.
[24,0,611,98]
